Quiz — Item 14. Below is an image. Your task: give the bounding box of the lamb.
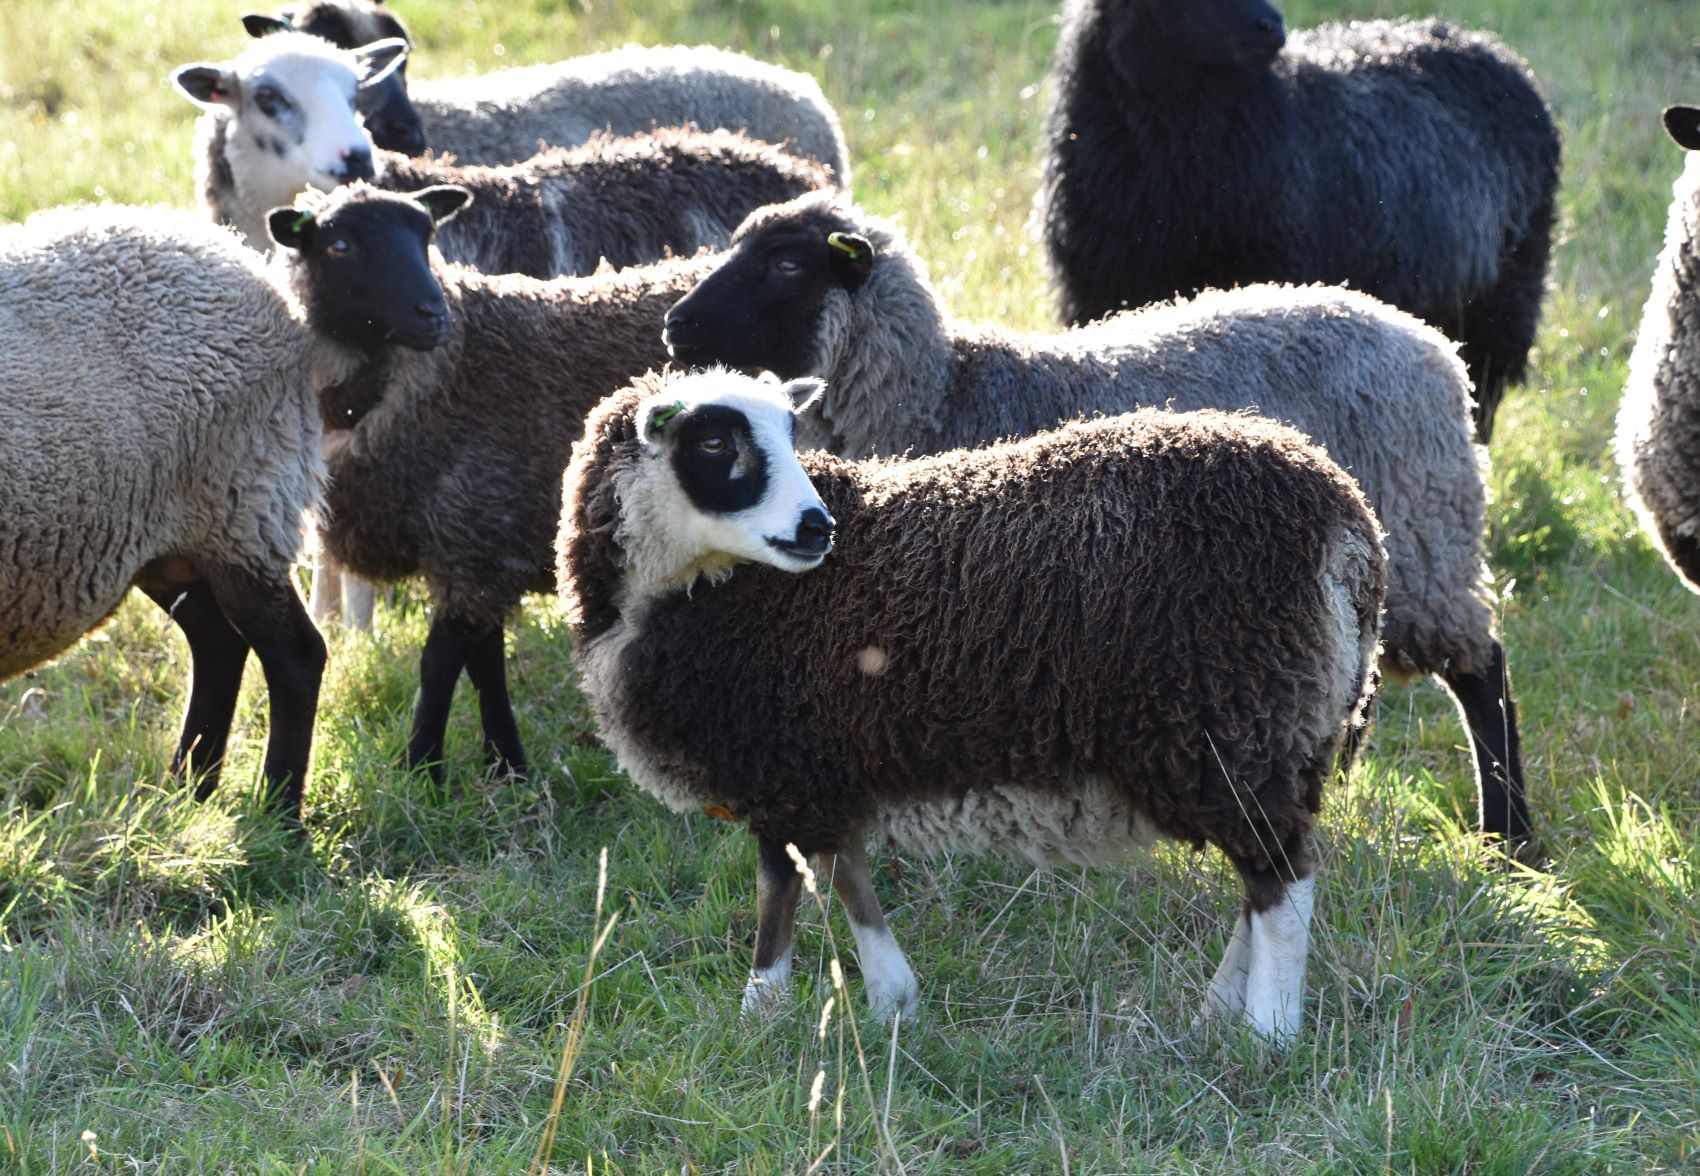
[1617,106,1700,591]
[663,191,1533,847]
[243,0,851,182]
[177,41,834,272]
[0,200,444,819]
[271,182,721,782]
[1035,0,1561,443]
[555,368,1387,1040]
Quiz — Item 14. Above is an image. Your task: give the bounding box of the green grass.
[4,0,1700,1170]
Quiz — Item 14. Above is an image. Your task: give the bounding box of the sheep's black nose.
[793,508,835,556]
[338,148,376,182]
[371,119,428,156]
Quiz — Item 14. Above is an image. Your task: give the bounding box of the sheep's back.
[409,45,849,182]
[927,285,1494,675]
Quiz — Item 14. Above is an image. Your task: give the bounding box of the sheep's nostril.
[795,508,835,553]
[416,302,442,320]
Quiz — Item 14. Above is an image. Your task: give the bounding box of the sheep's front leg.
[742,836,803,1014]
[308,553,345,624]
[818,837,918,1023]
[1242,873,1316,1043]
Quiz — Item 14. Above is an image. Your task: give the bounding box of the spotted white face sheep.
[243,2,425,154]
[558,369,1388,1042]
[172,31,407,249]
[1617,105,1700,591]
[666,190,1534,851]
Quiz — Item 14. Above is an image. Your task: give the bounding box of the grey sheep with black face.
[1617,106,1700,591]
[665,189,1532,849]
[0,198,452,820]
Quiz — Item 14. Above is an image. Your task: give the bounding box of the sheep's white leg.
[1202,910,1254,1019]
[742,837,803,1015]
[1242,874,1316,1043]
[308,554,344,624]
[819,838,918,1024]
[341,573,376,633]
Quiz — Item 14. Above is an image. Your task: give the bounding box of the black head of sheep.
[268,182,470,352]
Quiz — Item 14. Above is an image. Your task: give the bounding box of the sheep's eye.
[773,257,802,276]
[326,238,352,257]
[254,87,289,117]
[699,436,728,455]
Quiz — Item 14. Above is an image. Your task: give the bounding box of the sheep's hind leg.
[743,836,804,1015]
[138,577,250,797]
[818,836,917,1023]
[1441,639,1530,850]
[461,623,528,779]
[200,563,327,823]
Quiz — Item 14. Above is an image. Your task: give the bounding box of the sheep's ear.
[412,185,473,227]
[267,206,317,252]
[355,37,409,88]
[171,64,240,110]
[643,399,688,445]
[241,13,292,38]
[782,377,826,414]
[1665,106,1700,152]
[826,231,874,293]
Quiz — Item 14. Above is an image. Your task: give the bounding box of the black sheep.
[1036,0,1560,441]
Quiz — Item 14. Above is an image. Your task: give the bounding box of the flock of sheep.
[3,0,1697,1044]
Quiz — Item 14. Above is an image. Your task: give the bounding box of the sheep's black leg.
[139,579,250,795]
[405,613,481,783]
[742,836,803,1014]
[1441,640,1530,849]
[201,564,327,822]
[461,623,528,779]
[817,836,917,1022]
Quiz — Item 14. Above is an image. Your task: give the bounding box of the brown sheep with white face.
[557,368,1387,1042]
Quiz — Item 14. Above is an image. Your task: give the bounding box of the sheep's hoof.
[865,977,919,1026]
[741,973,792,1017]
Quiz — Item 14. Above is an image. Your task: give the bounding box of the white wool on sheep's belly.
[878,777,1162,868]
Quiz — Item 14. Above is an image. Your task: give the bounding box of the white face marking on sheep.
[614,370,834,597]
[174,32,405,222]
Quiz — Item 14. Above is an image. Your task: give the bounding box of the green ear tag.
[650,400,686,431]
[291,210,315,233]
[826,231,861,261]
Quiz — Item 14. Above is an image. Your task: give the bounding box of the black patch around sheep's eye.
[254,88,287,117]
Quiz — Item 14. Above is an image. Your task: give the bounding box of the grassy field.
[2,0,1699,1170]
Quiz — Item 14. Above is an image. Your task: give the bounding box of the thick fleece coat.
[0,205,351,814]
[203,119,831,276]
[306,254,715,627]
[665,192,1531,845]
[380,129,831,279]
[266,1,850,181]
[1037,1,1560,441]
[558,378,1385,1036]
[1617,109,1700,590]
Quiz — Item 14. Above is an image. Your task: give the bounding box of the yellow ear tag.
[826,231,862,261]
[703,804,735,821]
